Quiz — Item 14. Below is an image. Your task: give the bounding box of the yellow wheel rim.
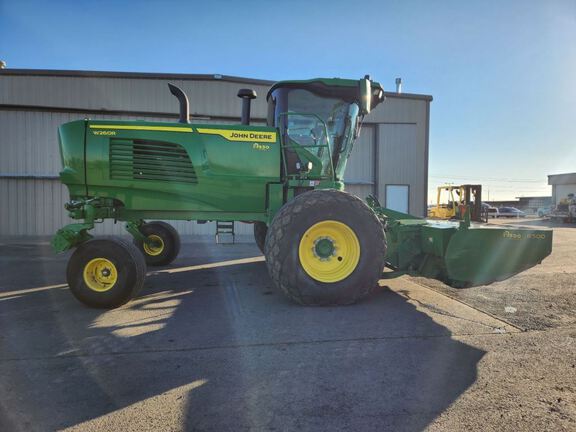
[143,234,164,256]
[298,220,361,283]
[83,258,118,292]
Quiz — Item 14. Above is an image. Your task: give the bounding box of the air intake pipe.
[237,89,257,125]
[168,83,190,124]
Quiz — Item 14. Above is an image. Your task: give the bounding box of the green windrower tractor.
[52,76,553,308]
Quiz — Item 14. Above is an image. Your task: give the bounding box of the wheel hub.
[312,237,337,261]
[298,220,361,283]
[143,234,165,256]
[83,258,118,292]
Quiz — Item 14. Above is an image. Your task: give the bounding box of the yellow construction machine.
[428,184,484,222]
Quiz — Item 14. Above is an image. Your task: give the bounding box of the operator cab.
[266,78,384,180]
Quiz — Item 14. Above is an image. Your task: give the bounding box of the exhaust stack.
[237,89,257,125]
[168,83,190,124]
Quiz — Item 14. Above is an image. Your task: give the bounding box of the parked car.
[497,207,525,218]
[537,206,552,218]
[482,203,499,218]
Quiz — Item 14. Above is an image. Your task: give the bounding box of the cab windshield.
[268,88,360,179]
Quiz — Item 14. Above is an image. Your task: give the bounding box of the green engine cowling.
[81,121,282,214]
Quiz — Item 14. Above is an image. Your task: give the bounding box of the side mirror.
[359,78,372,114]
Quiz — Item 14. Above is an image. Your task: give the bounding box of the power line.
[428,183,549,190]
[429,174,545,183]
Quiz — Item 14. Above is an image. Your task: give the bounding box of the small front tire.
[67,238,146,309]
[134,222,181,266]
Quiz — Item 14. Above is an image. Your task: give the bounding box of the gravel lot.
[0,220,574,431]
[413,218,576,330]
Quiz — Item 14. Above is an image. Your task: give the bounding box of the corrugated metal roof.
[0,68,275,85]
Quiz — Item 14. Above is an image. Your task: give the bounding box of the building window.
[386,184,410,213]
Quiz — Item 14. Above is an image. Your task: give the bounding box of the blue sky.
[1,0,574,200]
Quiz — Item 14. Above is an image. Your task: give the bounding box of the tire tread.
[264,189,386,306]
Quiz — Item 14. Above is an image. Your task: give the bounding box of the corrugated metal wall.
[0,72,431,237]
[345,125,375,200]
[377,123,423,214]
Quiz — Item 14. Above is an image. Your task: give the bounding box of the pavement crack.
[0,330,512,363]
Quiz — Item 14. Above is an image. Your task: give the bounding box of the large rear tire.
[67,237,146,309]
[134,221,180,266]
[264,189,386,305]
[253,222,267,254]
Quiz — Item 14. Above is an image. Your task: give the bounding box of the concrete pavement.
[0,234,574,431]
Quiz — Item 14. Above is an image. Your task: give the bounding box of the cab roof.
[266,77,384,107]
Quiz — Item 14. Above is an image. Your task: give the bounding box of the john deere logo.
[197,128,277,143]
[232,132,274,141]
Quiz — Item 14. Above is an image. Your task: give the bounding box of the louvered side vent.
[110,139,197,184]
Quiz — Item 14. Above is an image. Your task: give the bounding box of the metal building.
[548,172,576,206]
[0,69,432,237]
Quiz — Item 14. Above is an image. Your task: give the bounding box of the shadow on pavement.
[0,243,485,431]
